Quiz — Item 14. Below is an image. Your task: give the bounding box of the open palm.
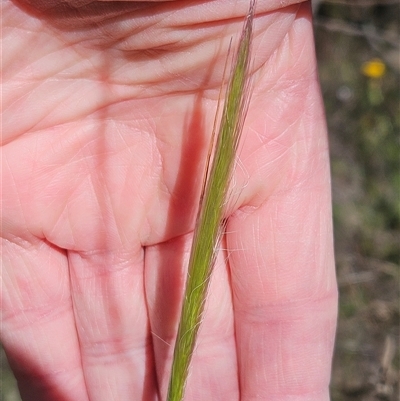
[1,1,337,400]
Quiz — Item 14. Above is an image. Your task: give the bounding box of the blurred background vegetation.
[1,0,399,400]
[314,0,399,399]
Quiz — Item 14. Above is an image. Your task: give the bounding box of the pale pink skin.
[1,1,338,400]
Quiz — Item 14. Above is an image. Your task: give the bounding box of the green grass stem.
[166,2,255,400]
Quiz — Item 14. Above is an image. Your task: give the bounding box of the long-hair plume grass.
[166,2,256,400]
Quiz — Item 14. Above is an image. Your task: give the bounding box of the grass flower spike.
[166,2,256,400]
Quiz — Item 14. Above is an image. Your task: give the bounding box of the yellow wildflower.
[361,58,386,79]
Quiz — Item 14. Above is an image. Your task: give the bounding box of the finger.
[228,183,337,401]
[1,237,88,401]
[68,247,158,401]
[145,234,239,400]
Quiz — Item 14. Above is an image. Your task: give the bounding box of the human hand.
[1,1,338,400]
